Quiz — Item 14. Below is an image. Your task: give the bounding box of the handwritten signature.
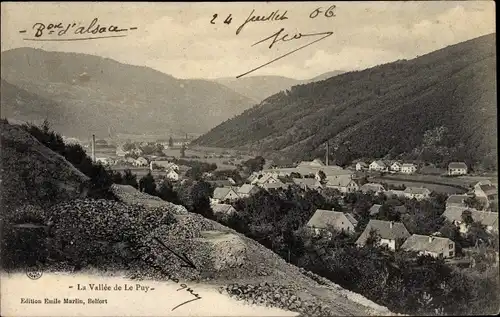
[213,6,337,78]
[122,237,201,311]
[237,28,334,78]
[20,18,137,41]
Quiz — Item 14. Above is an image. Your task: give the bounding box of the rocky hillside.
[0,121,393,316]
[1,48,255,137]
[0,120,89,214]
[195,34,497,169]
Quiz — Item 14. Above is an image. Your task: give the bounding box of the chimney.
[326,142,329,166]
[390,221,394,229]
[91,134,96,162]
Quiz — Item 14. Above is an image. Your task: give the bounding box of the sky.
[1,1,496,80]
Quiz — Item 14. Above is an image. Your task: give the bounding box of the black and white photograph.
[0,1,498,316]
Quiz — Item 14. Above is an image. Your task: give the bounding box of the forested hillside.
[1,48,254,137]
[194,34,497,170]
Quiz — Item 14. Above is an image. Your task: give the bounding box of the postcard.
[1,1,498,316]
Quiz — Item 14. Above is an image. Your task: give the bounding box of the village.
[207,157,497,266]
[86,129,498,267]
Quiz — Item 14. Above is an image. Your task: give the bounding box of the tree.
[158,180,181,204]
[190,181,214,219]
[464,195,486,210]
[168,136,174,148]
[139,172,157,195]
[243,156,266,173]
[461,210,474,225]
[122,169,138,189]
[317,170,326,184]
[111,170,123,184]
[122,142,135,152]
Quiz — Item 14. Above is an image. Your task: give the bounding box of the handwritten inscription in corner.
[212,5,337,78]
[19,18,138,42]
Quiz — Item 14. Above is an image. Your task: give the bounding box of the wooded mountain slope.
[215,71,344,103]
[1,48,254,137]
[194,34,497,169]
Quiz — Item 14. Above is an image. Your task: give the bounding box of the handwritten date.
[309,5,336,19]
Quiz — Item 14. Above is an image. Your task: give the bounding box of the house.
[448,162,468,176]
[306,209,358,235]
[211,203,237,216]
[325,175,359,193]
[401,234,455,258]
[369,160,387,172]
[130,148,144,156]
[125,157,137,164]
[237,184,260,198]
[133,157,148,167]
[166,170,179,181]
[355,162,368,171]
[401,163,417,174]
[446,194,470,208]
[116,147,128,157]
[95,157,114,166]
[247,173,260,184]
[356,219,411,251]
[297,159,325,168]
[261,181,289,191]
[252,173,280,186]
[150,161,179,171]
[209,179,233,187]
[394,205,408,214]
[369,204,382,216]
[292,178,323,190]
[385,190,406,198]
[442,206,499,234]
[474,183,498,207]
[390,162,402,172]
[360,183,386,194]
[404,187,432,200]
[211,187,240,204]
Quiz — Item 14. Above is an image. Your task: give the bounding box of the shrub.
[22,121,114,199]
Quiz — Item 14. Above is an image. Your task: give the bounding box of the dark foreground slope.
[1,48,254,137]
[0,121,392,316]
[194,34,497,169]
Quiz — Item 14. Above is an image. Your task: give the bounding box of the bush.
[22,121,115,199]
[1,205,49,269]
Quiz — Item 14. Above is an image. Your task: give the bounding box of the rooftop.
[448,162,467,169]
[401,234,454,254]
[307,209,358,229]
[356,219,410,245]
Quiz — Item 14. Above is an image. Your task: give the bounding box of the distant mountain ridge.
[194,34,497,169]
[214,70,345,102]
[1,47,255,138]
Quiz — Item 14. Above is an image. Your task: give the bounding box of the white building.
[448,162,468,176]
[401,163,417,174]
[403,187,432,200]
[166,170,179,181]
[390,162,402,172]
[356,220,410,251]
[369,160,387,172]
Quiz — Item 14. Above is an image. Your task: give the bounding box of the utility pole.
[325,141,329,166]
[91,134,96,162]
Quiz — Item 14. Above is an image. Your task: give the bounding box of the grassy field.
[162,147,251,171]
[369,177,467,194]
[368,173,497,188]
